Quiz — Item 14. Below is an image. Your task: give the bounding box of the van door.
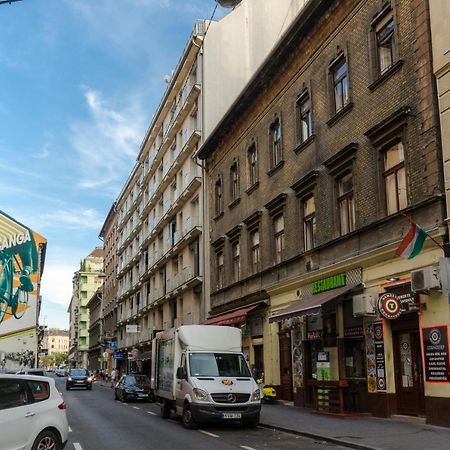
[175,352,189,415]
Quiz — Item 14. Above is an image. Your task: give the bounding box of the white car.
[0,374,69,450]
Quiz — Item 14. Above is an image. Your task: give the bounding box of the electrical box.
[352,294,376,316]
[411,266,440,292]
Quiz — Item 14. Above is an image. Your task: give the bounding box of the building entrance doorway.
[392,315,425,416]
[278,330,293,401]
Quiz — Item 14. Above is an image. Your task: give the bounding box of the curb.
[258,423,381,450]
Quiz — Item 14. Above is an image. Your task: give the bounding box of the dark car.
[114,374,155,403]
[66,368,93,390]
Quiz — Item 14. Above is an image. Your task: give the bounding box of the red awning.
[203,305,259,326]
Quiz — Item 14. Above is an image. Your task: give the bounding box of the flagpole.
[401,213,446,253]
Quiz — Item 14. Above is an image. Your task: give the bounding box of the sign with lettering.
[422,325,450,383]
[378,293,402,320]
[311,273,346,294]
[373,321,386,391]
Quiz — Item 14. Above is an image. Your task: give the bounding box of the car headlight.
[192,388,208,401]
[251,388,261,401]
[87,377,93,382]
[125,389,134,394]
[68,377,72,381]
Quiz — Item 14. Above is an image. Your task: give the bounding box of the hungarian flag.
[396,221,427,260]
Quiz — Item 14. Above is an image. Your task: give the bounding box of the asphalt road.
[54,375,348,450]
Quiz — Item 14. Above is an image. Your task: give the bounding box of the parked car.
[16,368,48,377]
[0,374,69,450]
[114,374,155,403]
[66,368,93,390]
[56,368,67,377]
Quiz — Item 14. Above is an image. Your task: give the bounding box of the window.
[269,118,282,168]
[297,91,312,143]
[273,215,284,264]
[376,15,395,74]
[232,241,240,282]
[337,172,355,235]
[247,143,258,187]
[214,176,223,216]
[230,162,239,202]
[217,252,224,289]
[250,230,260,273]
[27,380,50,402]
[384,141,407,215]
[0,380,27,410]
[303,196,316,251]
[332,57,349,113]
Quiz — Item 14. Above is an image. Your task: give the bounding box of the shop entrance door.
[393,329,425,416]
[278,331,293,401]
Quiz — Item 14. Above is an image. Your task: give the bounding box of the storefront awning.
[203,305,259,326]
[269,285,359,323]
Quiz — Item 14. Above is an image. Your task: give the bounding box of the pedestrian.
[111,368,118,388]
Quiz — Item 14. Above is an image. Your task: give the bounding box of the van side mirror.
[176,367,187,380]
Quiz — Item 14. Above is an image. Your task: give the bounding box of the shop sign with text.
[311,273,346,295]
[422,325,450,383]
[378,293,402,320]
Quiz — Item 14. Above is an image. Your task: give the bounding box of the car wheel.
[114,390,119,400]
[66,386,70,391]
[32,429,61,450]
[148,391,156,403]
[87,385,92,390]
[121,393,128,403]
[182,404,198,429]
[242,416,260,428]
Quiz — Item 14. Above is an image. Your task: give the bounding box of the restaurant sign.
[378,293,402,320]
[311,273,346,295]
[422,325,450,383]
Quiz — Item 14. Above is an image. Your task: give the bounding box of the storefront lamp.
[386,276,399,282]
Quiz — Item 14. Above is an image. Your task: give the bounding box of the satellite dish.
[216,0,242,8]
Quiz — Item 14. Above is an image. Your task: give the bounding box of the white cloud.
[35,207,104,231]
[40,263,74,308]
[70,87,146,193]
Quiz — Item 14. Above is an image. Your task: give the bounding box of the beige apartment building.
[113,1,307,374]
[43,329,69,355]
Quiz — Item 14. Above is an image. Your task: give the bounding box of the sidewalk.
[260,401,450,450]
[96,379,450,449]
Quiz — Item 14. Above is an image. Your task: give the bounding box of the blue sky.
[0,0,228,329]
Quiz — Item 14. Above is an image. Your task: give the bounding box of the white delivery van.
[151,325,261,429]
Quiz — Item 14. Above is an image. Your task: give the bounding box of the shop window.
[383,140,407,215]
[337,171,355,235]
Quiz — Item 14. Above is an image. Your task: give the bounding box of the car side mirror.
[176,367,187,380]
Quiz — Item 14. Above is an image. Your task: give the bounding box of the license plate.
[221,413,241,419]
[138,394,148,397]
[75,381,84,384]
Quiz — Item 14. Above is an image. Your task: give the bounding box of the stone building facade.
[199,0,449,426]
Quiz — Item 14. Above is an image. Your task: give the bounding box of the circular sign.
[102,351,109,359]
[429,328,442,345]
[377,378,385,390]
[378,293,402,320]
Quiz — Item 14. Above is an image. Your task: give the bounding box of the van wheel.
[242,416,260,428]
[182,404,198,429]
[161,400,171,418]
[32,429,61,450]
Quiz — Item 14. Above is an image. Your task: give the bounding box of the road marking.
[68,426,72,432]
[147,411,157,415]
[198,430,219,438]
[133,406,140,410]
[73,443,83,450]
[240,446,257,450]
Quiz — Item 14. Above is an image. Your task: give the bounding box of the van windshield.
[189,353,251,377]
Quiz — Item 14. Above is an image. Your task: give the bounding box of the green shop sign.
[312,273,346,295]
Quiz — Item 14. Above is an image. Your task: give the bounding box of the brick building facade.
[199,0,449,425]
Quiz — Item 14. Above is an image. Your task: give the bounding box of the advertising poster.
[0,210,46,337]
[422,325,450,383]
[364,321,377,393]
[373,321,387,391]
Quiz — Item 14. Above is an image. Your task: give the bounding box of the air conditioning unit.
[411,266,440,292]
[352,294,376,316]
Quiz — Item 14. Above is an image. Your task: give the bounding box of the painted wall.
[203,0,307,137]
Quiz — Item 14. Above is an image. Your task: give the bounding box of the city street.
[54,376,347,450]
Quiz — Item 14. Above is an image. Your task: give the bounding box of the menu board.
[422,325,450,383]
[374,322,387,391]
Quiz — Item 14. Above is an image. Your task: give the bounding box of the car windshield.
[189,353,251,377]
[125,375,150,385]
[70,369,89,376]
